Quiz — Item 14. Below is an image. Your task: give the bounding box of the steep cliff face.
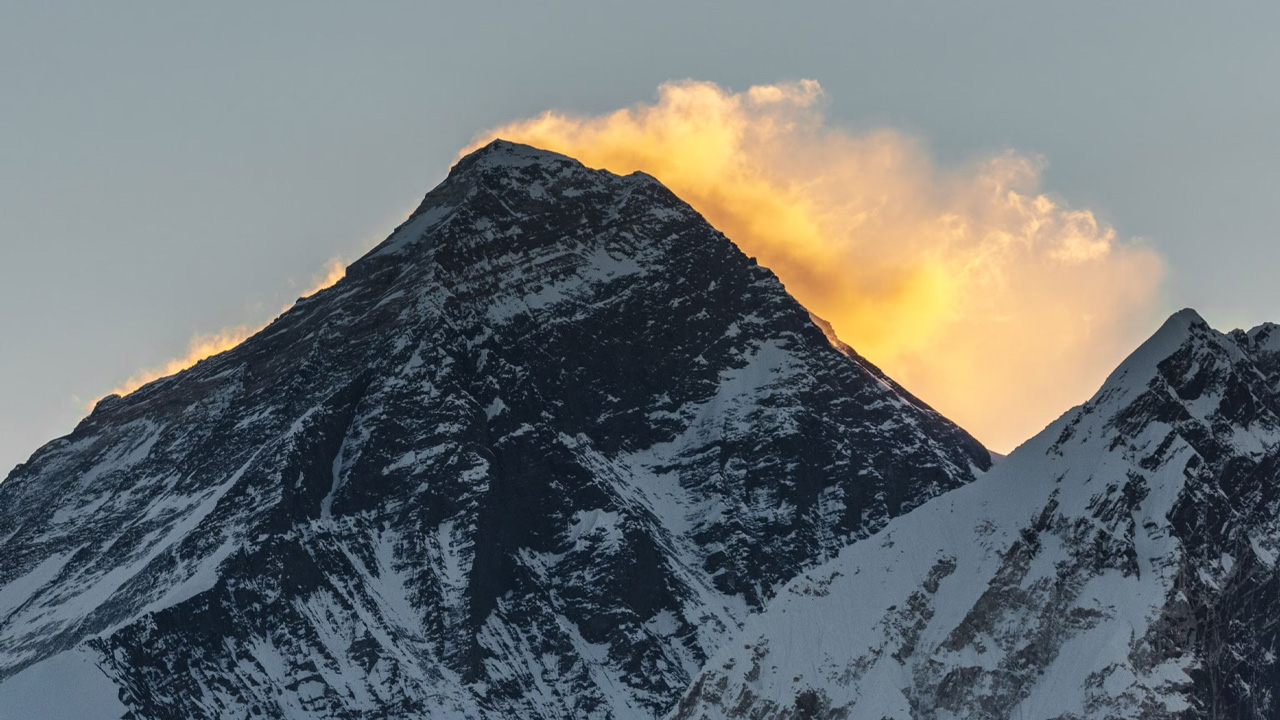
[0,141,988,720]
[672,309,1280,720]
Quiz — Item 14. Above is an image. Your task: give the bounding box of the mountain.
[671,309,1280,720]
[0,140,990,720]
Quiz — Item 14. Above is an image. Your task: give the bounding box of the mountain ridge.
[670,307,1280,720]
[0,139,989,719]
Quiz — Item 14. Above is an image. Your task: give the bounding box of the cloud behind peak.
[470,79,1165,452]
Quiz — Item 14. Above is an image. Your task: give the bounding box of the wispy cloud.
[89,254,351,410]
[471,79,1165,452]
[101,324,261,401]
[89,198,423,413]
[294,256,347,305]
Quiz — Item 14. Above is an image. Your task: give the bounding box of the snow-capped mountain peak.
[672,309,1280,720]
[0,141,988,719]
[1099,308,1206,401]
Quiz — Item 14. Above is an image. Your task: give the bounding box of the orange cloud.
[91,196,426,414]
[92,255,351,410]
[297,256,347,303]
[469,79,1165,453]
[102,324,261,400]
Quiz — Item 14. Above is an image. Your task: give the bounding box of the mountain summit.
[672,309,1280,720]
[0,140,989,719]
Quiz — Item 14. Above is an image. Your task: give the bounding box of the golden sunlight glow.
[91,254,352,410]
[102,324,261,400]
[298,257,347,301]
[92,196,425,413]
[469,80,1165,452]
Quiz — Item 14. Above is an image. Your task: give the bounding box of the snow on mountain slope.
[672,309,1280,720]
[0,141,989,720]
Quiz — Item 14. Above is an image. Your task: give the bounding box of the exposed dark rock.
[0,140,988,719]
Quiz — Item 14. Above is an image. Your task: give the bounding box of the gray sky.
[3,0,1279,475]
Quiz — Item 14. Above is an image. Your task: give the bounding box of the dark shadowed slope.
[0,141,988,720]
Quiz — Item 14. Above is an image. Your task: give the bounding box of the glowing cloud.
[103,324,261,400]
[93,254,352,409]
[297,256,347,302]
[92,192,434,413]
[470,79,1165,452]
[91,194,427,414]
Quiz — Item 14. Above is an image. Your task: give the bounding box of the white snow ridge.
[671,309,1280,719]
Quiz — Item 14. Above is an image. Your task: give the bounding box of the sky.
[2,1,1278,474]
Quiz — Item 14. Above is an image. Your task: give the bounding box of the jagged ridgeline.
[675,310,1280,720]
[0,141,989,719]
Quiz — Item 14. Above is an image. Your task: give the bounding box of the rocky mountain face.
[0,141,989,720]
[671,309,1280,720]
